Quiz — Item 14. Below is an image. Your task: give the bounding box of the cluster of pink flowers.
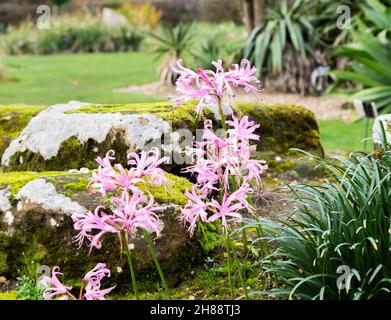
[90,147,168,197]
[72,148,169,251]
[180,115,267,234]
[174,59,261,115]
[185,115,267,191]
[176,58,267,235]
[41,263,115,300]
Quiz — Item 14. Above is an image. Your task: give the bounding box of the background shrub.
[0,16,144,55]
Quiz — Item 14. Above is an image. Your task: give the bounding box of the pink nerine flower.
[127,147,169,187]
[180,183,254,234]
[83,263,115,300]
[90,148,169,197]
[41,264,115,300]
[183,117,267,193]
[112,190,164,238]
[73,206,119,250]
[208,183,253,229]
[174,59,261,116]
[72,191,164,250]
[226,115,260,144]
[41,266,72,300]
[91,150,141,197]
[181,186,210,235]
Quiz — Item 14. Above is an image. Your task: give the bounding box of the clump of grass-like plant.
[247,135,391,299]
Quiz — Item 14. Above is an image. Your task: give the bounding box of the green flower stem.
[78,280,85,300]
[229,175,249,255]
[241,226,249,254]
[247,196,272,261]
[122,232,139,299]
[225,232,235,299]
[143,230,171,299]
[226,232,249,300]
[217,96,227,131]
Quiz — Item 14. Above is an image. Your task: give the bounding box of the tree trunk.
[253,0,265,27]
[239,0,266,33]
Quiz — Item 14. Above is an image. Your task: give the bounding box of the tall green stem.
[247,196,271,259]
[143,230,171,299]
[229,175,249,255]
[227,232,249,300]
[225,232,235,299]
[217,96,227,131]
[122,232,138,299]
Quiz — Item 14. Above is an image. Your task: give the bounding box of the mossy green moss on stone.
[0,170,65,197]
[66,101,215,132]
[2,102,323,173]
[0,170,193,206]
[236,103,323,156]
[0,104,46,159]
[0,291,17,300]
[5,129,131,172]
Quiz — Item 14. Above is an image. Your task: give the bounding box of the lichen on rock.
[0,104,46,160]
[1,101,174,171]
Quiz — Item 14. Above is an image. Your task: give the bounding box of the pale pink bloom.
[180,186,210,235]
[202,119,228,149]
[83,263,115,300]
[73,191,164,251]
[112,190,164,238]
[127,147,169,187]
[90,151,142,196]
[242,155,268,185]
[182,159,220,195]
[183,117,267,193]
[173,60,216,114]
[226,115,260,144]
[208,183,253,229]
[73,206,119,250]
[41,266,73,300]
[83,263,111,284]
[90,148,169,197]
[174,59,261,116]
[223,59,261,93]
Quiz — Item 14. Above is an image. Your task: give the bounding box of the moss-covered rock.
[0,170,201,285]
[0,104,46,160]
[237,103,323,156]
[1,101,322,172]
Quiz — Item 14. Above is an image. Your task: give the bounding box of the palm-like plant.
[244,0,318,76]
[191,37,242,70]
[149,24,195,85]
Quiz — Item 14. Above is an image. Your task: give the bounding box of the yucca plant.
[149,24,195,85]
[311,0,364,46]
[244,0,318,76]
[246,139,391,299]
[191,37,242,70]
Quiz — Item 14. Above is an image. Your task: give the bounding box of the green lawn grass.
[319,119,374,154]
[0,53,373,153]
[0,52,160,105]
